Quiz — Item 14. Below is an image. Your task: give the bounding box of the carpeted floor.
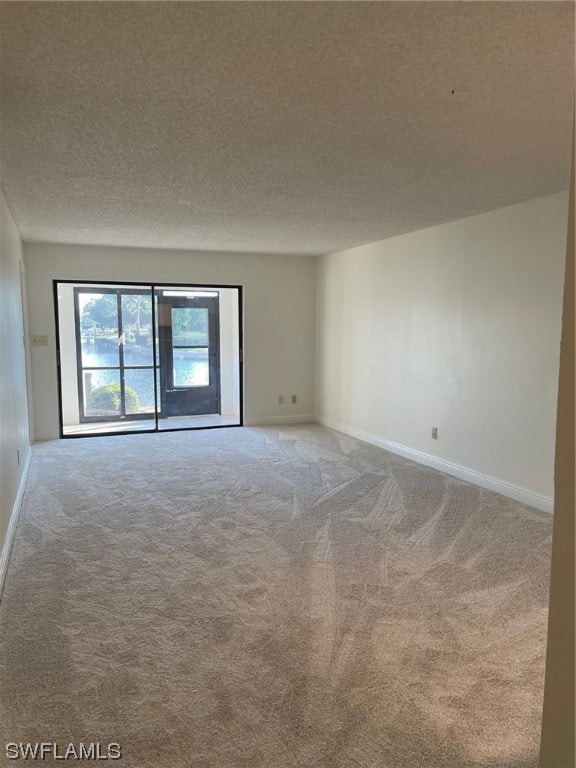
[0,425,552,767]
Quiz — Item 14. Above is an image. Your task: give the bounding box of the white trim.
[0,449,32,601]
[316,416,553,514]
[246,414,315,426]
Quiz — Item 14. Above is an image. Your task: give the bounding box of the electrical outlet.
[431,427,438,440]
[31,335,48,347]
[278,395,284,405]
[291,394,297,404]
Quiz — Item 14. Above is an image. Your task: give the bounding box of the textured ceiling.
[0,2,574,255]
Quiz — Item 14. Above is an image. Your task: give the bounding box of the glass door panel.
[78,292,120,369]
[171,307,210,388]
[119,292,155,421]
[172,307,209,346]
[73,287,155,429]
[173,348,210,387]
[121,293,154,367]
[124,368,156,415]
[83,369,121,417]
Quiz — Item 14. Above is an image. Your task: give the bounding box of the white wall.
[24,243,316,440]
[316,192,569,505]
[56,283,80,425]
[0,192,31,571]
[218,287,240,418]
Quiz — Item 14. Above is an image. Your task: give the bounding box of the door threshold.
[62,413,240,436]
[157,414,240,430]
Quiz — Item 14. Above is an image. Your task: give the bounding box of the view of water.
[81,341,208,414]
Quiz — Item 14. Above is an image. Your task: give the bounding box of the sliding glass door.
[55,281,242,437]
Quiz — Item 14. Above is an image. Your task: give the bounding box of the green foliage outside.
[81,294,152,339]
[86,384,140,413]
[171,308,209,345]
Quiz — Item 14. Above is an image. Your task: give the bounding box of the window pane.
[83,369,121,417]
[172,308,209,346]
[79,293,120,368]
[121,293,154,366]
[124,368,155,414]
[173,348,209,387]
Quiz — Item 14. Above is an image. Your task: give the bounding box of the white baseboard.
[246,414,315,426]
[0,449,32,601]
[316,416,553,514]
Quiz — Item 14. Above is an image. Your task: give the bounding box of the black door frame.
[157,292,221,418]
[54,280,244,439]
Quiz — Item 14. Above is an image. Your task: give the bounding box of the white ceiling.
[0,1,574,255]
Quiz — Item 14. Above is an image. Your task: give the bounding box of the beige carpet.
[0,425,552,767]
